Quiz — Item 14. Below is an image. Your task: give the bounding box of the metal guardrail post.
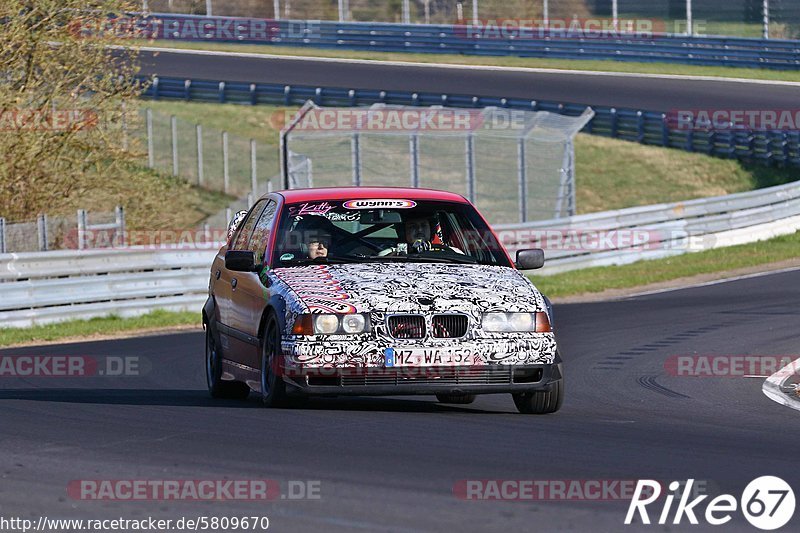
[37,214,48,252]
[0,217,5,254]
[222,131,230,194]
[250,139,258,200]
[146,108,154,169]
[77,209,88,250]
[171,115,179,176]
[517,138,527,223]
[115,206,126,247]
[351,133,361,186]
[196,124,204,186]
[409,134,419,188]
[763,0,770,39]
[686,0,693,36]
[465,134,476,204]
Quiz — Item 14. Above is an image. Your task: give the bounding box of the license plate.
[384,347,477,367]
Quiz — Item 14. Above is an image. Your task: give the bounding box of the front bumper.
[283,361,563,396]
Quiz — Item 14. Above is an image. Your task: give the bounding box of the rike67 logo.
[626,477,795,530]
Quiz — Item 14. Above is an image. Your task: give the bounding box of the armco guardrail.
[2,180,800,326]
[140,75,800,168]
[496,179,800,275]
[146,15,800,70]
[0,248,216,328]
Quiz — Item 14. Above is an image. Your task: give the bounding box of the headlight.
[314,314,340,334]
[292,314,371,335]
[482,312,549,332]
[341,314,366,333]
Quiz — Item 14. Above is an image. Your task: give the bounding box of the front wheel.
[206,325,249,400]
[512,379,563,414]
[260,317,290,407]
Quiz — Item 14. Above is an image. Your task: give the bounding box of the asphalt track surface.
[2,269,799,532]
[139,49,800,112]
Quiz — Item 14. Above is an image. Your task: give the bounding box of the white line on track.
[138,45,800,87]
[763,356,800,412]
[623,265,800,299]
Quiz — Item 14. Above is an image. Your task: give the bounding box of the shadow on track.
[0,388,511,413]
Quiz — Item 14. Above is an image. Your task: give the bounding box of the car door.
[217,200,269,362]
[228,198,280,370]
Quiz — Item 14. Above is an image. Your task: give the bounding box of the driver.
[306,232,330,259]
[379,215,463,256]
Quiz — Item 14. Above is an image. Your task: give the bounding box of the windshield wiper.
[364,255,478,265]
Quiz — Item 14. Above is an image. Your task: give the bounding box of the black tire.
[260,316,290,407]
[205,324,249,400]
[512,379,563,414]
[435,393,476,405]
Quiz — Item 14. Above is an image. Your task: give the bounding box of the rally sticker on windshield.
[343,199,417,210]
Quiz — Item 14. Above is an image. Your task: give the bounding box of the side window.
[248,200,278,265]
[232,200,268,250]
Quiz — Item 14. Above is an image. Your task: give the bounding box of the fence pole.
[206,0,212,16]
[77,209,87,250]
[115,206,126,247]
[409,134,420,187]
[543,0,549,30]
[222,131,230,194]
[196,124,204,186]
[612,0,618,32]
[250,139,258,199]
[146,108,154,168]
[763,0,770,39]
[472,0,478,23]
[402,0,410,24]
[247,192,254,208]
[274,0,280,20]
[171,115,179,176]
[37,214,48,251]
[424,0,430,24]
[351,133,361,186]
[0,217,5,254]
[686,0,693,36]
[225,207,232,224]
[268,179,274,193]
[338,0,344,22]
[465,134,476,204]
[517,138,527,223]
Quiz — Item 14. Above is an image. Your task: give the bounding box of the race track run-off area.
[1,268,799,532]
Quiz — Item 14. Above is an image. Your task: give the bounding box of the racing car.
[204,187,563,414]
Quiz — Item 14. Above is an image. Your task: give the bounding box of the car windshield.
[271,198,512,267]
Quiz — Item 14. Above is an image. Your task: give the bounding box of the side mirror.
[516,249,545,270]
[225,250,258,272]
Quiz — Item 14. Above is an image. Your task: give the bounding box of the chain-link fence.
[282,103,593,225]
[142,1,790,39]
[0,208,124,254]
[137,108,278,200]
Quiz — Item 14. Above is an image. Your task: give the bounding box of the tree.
[0,0,144,221]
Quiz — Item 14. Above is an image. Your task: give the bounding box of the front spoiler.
[282,362,563,397]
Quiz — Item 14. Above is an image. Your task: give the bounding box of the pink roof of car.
[276,187,469,204]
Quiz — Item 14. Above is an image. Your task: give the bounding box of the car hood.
[270,262,546,315]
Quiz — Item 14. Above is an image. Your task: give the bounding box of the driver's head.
[306,234,330,259]
[405,217,431,244]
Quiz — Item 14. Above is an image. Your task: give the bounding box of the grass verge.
[532,231,800,298]
[140,41,800,83]
[0,310,201,348]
